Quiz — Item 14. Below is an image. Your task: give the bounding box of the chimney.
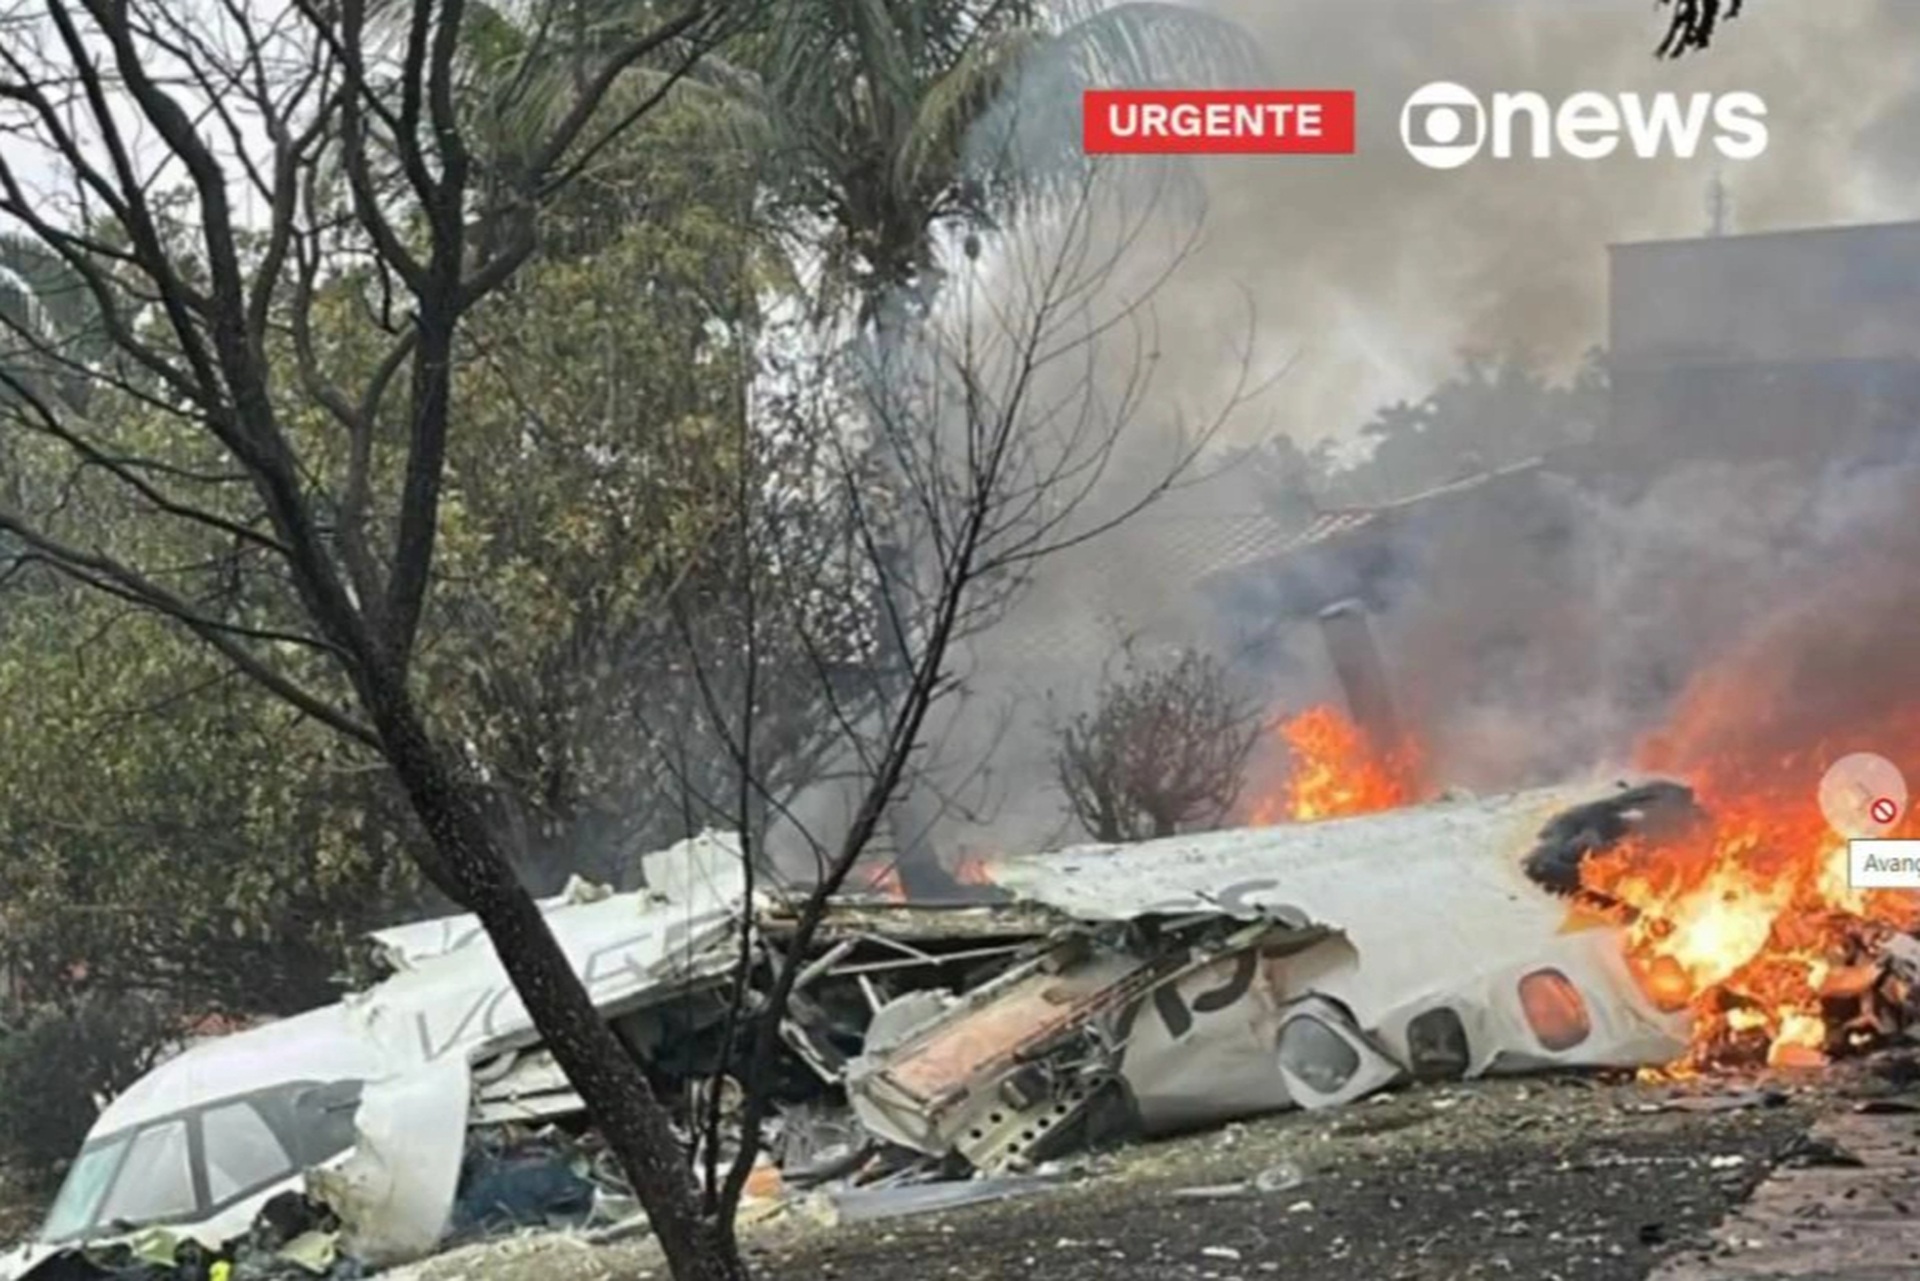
[1317,598,1403,755]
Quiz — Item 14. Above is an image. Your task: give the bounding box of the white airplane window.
[203,1101,295,1204]
[95,1120,195,1228]
[39,1139,125,1241]
[1277,1015,1360,1094]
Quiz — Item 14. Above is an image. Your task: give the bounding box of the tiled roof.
[971,459,1545,673]
[1192,457,1547,586]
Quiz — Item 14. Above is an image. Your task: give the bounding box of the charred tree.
[1054,646,1262,843]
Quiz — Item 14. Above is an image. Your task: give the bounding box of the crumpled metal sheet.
[343,831,748,1074]
[988,782,1633,928]
[93,832,750,1142]
[28,785,1703,1268]
[307,1058,471,1268]
[469,1049,583,1124]
[89,1003,389,1143]
[981,778,1693,1078]
[369,875,618,973]
[22,832,753,1274]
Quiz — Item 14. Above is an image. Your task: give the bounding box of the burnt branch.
[1054,645,1262,843]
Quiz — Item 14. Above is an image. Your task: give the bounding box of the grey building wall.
[1605,221,1920,478]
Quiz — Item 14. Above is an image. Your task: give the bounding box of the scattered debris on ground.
[10,789,1920,1281]
[393,1069,1871,1281]
[1650,1052,1920,1280]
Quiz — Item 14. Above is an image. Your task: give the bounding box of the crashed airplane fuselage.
[2,834,749,1277]
[7,782,1693,1269]
[843,780,1694,1169]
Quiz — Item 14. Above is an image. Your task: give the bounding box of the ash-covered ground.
[400,1059,1920,1281]
[766,1077,1800,1281]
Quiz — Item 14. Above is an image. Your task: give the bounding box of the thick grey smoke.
[1368,445,1920,796]
[1144,0,1920,448]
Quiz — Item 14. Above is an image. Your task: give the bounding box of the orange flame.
[856,851,997,900]
[1240,679,1920,1070]
[859,861,904,900]
[1581,709,1920,1068]
[952,851,997,886]
[1249,705,1419,824]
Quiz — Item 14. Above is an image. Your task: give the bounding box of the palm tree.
[749,0,1263,322]
[442,1,1261,321]
[718,3,1265,896]
[428,1,1262,896]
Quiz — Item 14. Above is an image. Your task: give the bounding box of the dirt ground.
[749,1075,1809,1281]
[404,1063,1920,1281]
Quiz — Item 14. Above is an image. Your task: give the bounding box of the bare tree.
[1053,644,1261,842]
[654,168,1276,1246]
[0,2,758,1276]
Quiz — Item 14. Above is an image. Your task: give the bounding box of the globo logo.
[1399,81,1769,169]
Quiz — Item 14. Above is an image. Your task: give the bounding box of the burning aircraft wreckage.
[10,709,1920,1281]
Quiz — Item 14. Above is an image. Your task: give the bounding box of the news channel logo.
[1399,81,1486,170]
[1397,80,1768,170]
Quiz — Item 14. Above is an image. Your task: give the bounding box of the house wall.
[1606,222,1920,477]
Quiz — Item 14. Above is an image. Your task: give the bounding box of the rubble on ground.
[9,783,1920,1281]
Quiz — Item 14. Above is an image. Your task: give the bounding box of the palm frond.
[896,27,1043,200]
[1048,2,1269,89]
[846,0,919,113]
[361,0,745,187]
[751,3,880,174]
[738,1,1263,314]
[950,3,1263,225]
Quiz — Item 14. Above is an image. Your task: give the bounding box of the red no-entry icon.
[1871,796,1900,825]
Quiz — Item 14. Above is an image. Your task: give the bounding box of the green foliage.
[0,1,1234,1182]
[414,101,863,884]
[0,995,179,1186]
[740,0,1263,315]
[1322,350,1607,504]
[0,94,777,977]
[0,99,842,998]
[0,579,419,1017]
[0,193,420,1038]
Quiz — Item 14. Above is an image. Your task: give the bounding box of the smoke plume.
[915,0,1920,857]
